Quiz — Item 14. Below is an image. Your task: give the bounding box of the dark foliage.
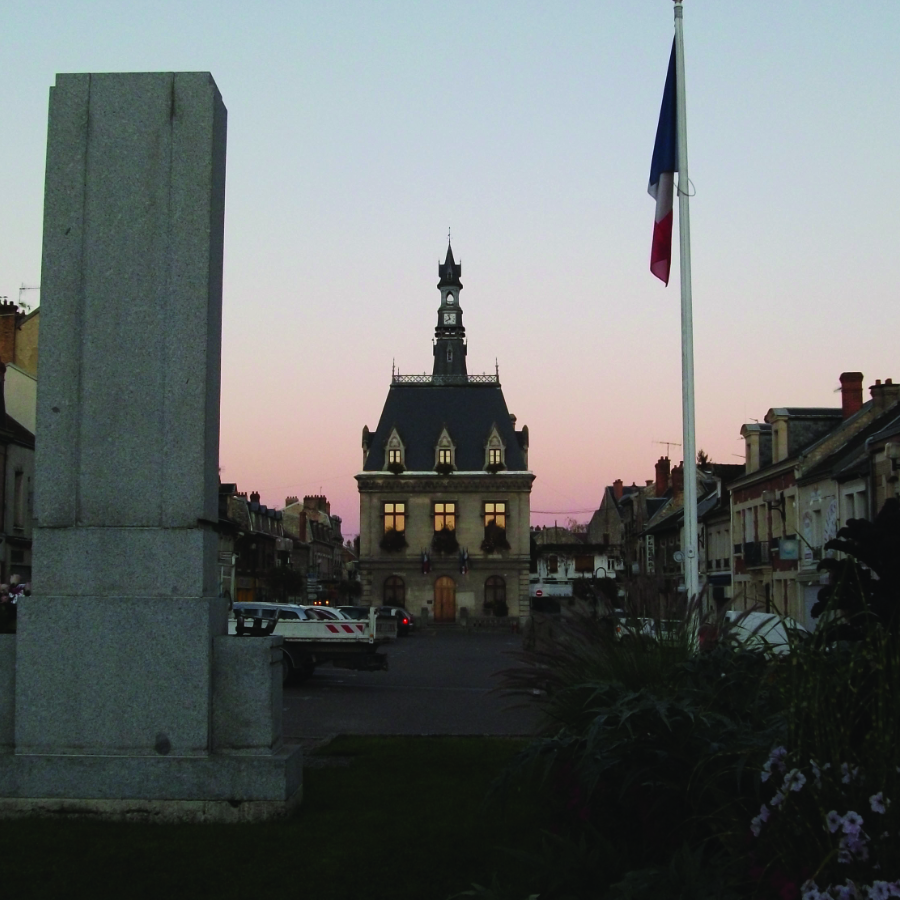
[813,497,900,633]
[432,526,459,555]
[481,522,510,554]
[387,461,405,475]
[379,527,408,552]
[435,462,455,476]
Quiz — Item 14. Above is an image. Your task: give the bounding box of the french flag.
[648,40,678,285]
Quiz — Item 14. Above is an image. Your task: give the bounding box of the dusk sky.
[2,2,898,536]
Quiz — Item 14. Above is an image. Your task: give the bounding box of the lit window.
[384,502,405,533]
[488,448,503,466]
[484,501,506,529]
[438,448,453,466]
[388,449,402,465]
[434,502,456,532]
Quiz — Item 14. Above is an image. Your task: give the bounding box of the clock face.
[443,312,457,325]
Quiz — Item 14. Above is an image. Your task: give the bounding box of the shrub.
[380,528,408,552]
[481,522,510,554]
[432,527,459,555]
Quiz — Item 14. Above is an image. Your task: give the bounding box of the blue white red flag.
[648,39,678,285]
[459,548,469,576]
[421,551,431,575]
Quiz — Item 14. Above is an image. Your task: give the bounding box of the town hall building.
[356,242,534,624]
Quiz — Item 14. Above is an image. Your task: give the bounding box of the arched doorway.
[434,576,456,622]
[383,575,405,607]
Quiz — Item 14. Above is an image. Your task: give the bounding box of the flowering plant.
[750,745,898,897]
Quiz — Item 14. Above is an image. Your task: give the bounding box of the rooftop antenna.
[652,440,682,456]
[18,283,39,312]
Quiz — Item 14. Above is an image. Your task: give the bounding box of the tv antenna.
[652,440,682,456]
[18,283,40,312]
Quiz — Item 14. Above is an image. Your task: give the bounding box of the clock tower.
[433,240,467,379]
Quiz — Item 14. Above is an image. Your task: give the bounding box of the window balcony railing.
[743,541,771,567]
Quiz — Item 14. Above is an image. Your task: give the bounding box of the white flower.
[751,815,763,837]
[771,790,785,807]
[827,810,844,833]
[763,746,788,782]
[842,811,864,835]
[868,882,895,900]
[870,792,890,814]
[759,803,770,822]
[784,768,807,792]
[801,884,822,900]
[842,763,860,784]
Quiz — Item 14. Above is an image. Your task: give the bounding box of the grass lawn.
[0,736,541,900]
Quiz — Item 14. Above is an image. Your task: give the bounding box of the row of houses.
[589,371,900,629]
[217,487,357,606]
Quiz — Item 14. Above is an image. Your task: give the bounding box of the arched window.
[383,575,406,606]
[484,575,507,616]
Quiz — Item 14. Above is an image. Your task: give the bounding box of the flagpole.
[673,0,699,603]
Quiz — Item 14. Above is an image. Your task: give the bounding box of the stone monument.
[0,72,302,821]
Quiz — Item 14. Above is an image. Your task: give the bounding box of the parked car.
[720,611,808,655]
[338,606,373,621]
[302,605,350,621]
[233,602,313,622]
[377,606,415,636]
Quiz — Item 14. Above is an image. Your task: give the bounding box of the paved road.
[283,629,541,739]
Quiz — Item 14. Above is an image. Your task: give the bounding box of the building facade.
[356,243,534,624]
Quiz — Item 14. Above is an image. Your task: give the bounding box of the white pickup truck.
[229,603,394,682]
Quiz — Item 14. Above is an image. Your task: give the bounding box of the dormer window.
[484,426,506,471]
[446,293,455,305]
[434,428,456,473]
[384,428,405,473]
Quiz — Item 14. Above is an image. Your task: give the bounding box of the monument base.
[0,744,303,823]
[0,789,302,824]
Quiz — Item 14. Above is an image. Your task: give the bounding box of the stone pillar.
[0,73,301,821]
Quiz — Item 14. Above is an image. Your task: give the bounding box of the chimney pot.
[654,456,671,497]
[839,371,864,419]
[613,478,624,500]
[870,377,900,411]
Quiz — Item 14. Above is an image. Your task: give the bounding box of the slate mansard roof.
[362,382,528,472]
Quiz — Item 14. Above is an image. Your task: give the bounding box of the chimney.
[654,456,670,497]
[613,479,623,500]
[870,377,900,412]
[840,372,864,419]
[249,491,260,504]
[0,300,20,365]
[285,495,299,507]
[671,462,684,493]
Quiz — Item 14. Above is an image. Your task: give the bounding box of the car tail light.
[402,618,409,625]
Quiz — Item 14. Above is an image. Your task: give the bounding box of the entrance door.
[434,576,456,622]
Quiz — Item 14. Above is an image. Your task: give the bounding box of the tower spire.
[433,239,467,378]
